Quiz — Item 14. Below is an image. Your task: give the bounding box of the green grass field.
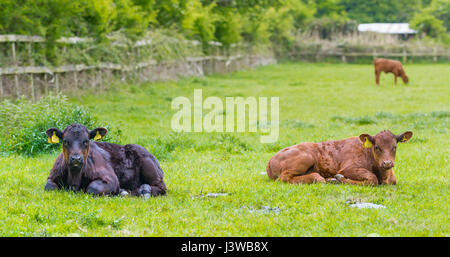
[1,62,449,236]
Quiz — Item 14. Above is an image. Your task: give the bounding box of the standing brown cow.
[266,130,413,186]
[374,58,409,85]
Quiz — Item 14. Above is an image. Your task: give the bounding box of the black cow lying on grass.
[45,124,166,197]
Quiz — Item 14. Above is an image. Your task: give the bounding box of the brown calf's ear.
[396,131,413,143]
[359,134,374,148]
[46,128,63,144]
[89,127,108,141]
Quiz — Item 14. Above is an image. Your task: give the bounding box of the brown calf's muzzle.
[381,160,394,170]
[403,75,409,84]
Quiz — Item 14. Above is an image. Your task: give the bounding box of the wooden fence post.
[55,73,59,92]
[98,69,103,89]
[0,75,3,96]
[14,74,20,98]
[11,42,20,97]
[44,73,48,95]
[73,70,78,88]
[29,74,35,100]
[28,42,32,65]
[433,47,437,62]
[402,48,407,63]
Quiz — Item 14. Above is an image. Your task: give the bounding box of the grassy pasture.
[0,62,449,236]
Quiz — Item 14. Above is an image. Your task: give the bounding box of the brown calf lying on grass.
[374,58,408,85]
[266,130,413,186]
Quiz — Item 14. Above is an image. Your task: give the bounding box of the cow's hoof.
[138,184,152,197]
[327,178,340,184]
[120,189,129,197]
[44,181,58,191]
[335,174,344,181]
[142,193,151,200]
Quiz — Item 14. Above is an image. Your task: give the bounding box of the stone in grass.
[247,206,281,214]
[120,189,129,197]
[261,206,281,214]
[142,193,151,200]
[206,193,229,198]
[348,202,386,209]
[192,192,229,199]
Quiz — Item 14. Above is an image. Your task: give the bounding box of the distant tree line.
[0,0,448,61]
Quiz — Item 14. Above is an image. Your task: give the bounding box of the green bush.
[411,12,449,43]
[0,94,121,156]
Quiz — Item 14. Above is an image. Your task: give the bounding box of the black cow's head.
[359,130,412,171]
[46,124,107,171]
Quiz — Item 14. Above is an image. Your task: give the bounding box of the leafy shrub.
[0,93,121,156]
[411,12,449,43]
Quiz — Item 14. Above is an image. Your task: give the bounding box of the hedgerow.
[0,94,121,156]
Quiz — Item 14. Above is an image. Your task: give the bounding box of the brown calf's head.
[46,124,107,171]
[359,130,413,170]
[402,74,409,84]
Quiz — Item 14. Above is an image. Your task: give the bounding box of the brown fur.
[266,130,413,186]
[374,58,409,85]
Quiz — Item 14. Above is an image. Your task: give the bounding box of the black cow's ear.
[89,127,108,141]
[359,134,374,148]
[396,131,413,143]
[46,128,63,144]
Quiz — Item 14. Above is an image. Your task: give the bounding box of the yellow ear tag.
[94,131,102,141]
[49,131,59,144]
[402,136,407,142]
[363,137,372,148]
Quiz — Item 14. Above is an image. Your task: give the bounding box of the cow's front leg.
[334,168,379,186]
[44,179,59,191]
[375,70,381,85]
[86,179,118,196]
[137,184,152,199]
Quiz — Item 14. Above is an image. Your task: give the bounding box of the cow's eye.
[83,140,89,147]
[63,140,70,147]
[375,145,380,151]
[393,146,396,152]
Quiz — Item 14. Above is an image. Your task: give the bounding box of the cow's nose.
[382,160,394,169]
[69,155,83,165]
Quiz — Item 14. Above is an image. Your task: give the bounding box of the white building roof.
[358,23,417,34]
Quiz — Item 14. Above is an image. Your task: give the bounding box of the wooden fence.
[0,34,276,99]
[290,48,450,63]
